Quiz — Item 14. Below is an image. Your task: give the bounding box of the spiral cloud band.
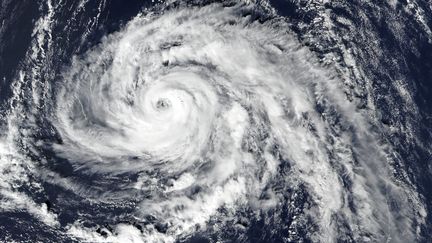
[0,1,427,243]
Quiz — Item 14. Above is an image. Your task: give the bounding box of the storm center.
[155,98,171,110]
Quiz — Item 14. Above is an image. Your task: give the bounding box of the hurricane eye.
[155,98,171,110]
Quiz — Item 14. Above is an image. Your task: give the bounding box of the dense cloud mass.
[0,0,431,242]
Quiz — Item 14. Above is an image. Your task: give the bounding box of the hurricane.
[1,0,431,242]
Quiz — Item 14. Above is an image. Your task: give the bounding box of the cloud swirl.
[0,2,426,243]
